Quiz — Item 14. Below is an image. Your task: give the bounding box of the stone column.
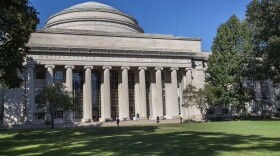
[191,61,204,118]
[119,66,130,120]
[82,66,93,122]
[184,68,193,118]
[150,70,155,118]
[100,66,112,121]
[45,65,55,86]
[64,65,74,123]
[193,61,204,89]
[185,68,192,86]
[152,67,163,119]
[65,65,74,91]
[171,67,180,118]
[139,67,147,119]
[134,71,140,119]
[26,65,35,122]
[179,70,186,118]
[118,71,122,119]
[164,70,173,119]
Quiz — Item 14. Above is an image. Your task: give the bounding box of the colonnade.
[26,64,203,122]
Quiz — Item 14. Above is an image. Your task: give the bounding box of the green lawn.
[0,121,280,156]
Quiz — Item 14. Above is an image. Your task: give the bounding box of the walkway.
[5,118,186,130]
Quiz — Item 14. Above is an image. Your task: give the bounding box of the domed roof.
[69,2,115,10]
[43,1,144,33]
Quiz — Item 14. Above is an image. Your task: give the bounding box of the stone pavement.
[4,118,186,130]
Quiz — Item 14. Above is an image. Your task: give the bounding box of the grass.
[0,121,280,155]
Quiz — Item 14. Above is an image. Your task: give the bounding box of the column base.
[81,118,93,123]
[139,117,148,120]
[120,117,130,121]
[99,118,116,122]
[99,118,105,122]
[149,116,163,120]
[172,116,181,119]
[164,115,173,120]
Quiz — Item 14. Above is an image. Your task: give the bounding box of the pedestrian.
[137,113,140,120]
[116,118,120,127]
[156,116,160,123]
[180,116,183,123]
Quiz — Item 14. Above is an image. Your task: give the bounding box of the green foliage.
[0,0,39,88]
[36,83,73,128]
[206,15,254,109]
[182,84,214,119]
[246,0,280,84]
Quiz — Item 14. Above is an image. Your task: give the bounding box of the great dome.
[43,2,144,33]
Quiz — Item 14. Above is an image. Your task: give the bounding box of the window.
[36,71,45,79]
[35,97,42,104]
[55,110,64,119]
[55,71,63,80]
[34,112,45,120]
[276,96,280,101]
[222,108,229,114]
[207,109,215,115]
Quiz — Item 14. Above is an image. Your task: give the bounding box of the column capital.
[138,67,147,70]
[45,65,55,69]
[171,67,179,71]
[103,66,112,70]
[65,65,75,69]
[84,66,93,69]
[185,67,192,71]
[26,64,35,69]
[155,67,163,70]
[121,66,130,70]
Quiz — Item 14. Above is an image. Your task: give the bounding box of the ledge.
[34,28,201,41]
[27,46,209,60]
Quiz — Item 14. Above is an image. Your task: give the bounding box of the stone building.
[0,2,210,126]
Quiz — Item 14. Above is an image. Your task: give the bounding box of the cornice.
[27,46,209,60]
[34,29,201,41]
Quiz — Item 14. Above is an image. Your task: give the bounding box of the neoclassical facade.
[1,2,210,126]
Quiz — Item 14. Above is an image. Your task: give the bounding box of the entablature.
[28,46,203,59]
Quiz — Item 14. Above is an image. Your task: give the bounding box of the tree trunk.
[51,108,54,129]
[187,107,190,119]
[200,108,204,120]
[0,87,5,126]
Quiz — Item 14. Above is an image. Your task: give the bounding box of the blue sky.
[30,0,251,52]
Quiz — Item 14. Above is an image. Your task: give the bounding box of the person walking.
[116,118,120,127]
[136,113,140,120]
[180,116,183,123]
[156,116,160,123]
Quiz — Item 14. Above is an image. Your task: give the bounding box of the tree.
[0,0,39,88]
[36,83,74,129]
[246,0,280,84]
[205,15,254,111]
[0,88,4,126]
[182,84,214,120]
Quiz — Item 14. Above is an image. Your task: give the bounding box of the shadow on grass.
[0,125,279,155]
